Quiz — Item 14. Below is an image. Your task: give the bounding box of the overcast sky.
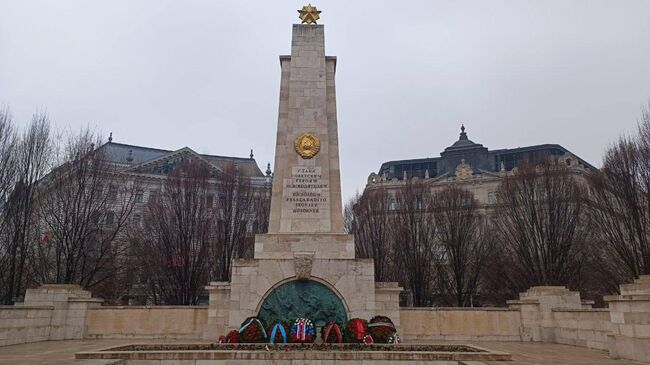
[1,1,650,201]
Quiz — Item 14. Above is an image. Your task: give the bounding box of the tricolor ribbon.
[296,319,306,341]
[367,322,395,330]
[269,323,287,344]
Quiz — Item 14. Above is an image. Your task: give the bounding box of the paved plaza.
[0,339,643,365]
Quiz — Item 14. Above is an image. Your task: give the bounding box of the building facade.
[97,140,272,226]
[90,140,272,304]
[365,126,594,205]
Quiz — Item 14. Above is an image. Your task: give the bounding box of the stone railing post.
[605,275,650,363]
[374,282,403,333]
[507,286,582,342]
[203,281,231,340]
[19,284,102,340]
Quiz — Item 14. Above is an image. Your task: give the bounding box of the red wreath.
[344,318,368,343]
[267,321,289,344]
[225,330,239,343]
[367,315,396,344]
[238,317,267,343]
[321,321,343,343]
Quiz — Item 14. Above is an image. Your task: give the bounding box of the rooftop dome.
[443,125,485,152]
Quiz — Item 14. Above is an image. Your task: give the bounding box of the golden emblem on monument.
[294,133,321,159]
[298,3,321,25]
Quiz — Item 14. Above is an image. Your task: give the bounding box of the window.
[91,211,101,225]
[135,190,144,203]
[436,224,448,234]
[206,194,214,207]
[94,184,104,198]
[389,200,399,211]
[149,190,158,202]
[132,213,141,227]
[105,211,114,225]
[488,192,495,205]
[107,185,118,201]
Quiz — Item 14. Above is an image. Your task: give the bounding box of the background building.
[98,140,271,226]
[365,125,593,206]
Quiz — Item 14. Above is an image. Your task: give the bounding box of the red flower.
[225,330,239,343]
[363,334,374,344]
[344,318,368,343]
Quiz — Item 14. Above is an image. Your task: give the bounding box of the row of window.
[136,190,224,206]
[383,192,499,211]
[96,186,229,207]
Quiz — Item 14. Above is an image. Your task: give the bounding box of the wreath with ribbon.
[290,317,316,343]
[367,315,396,344]
[267,321,289,344]
[225,329,239,343]
[239,317,267,343]
[321,321,343,343]
[344,318,368,343]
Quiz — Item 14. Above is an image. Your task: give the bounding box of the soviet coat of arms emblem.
[294,132,320,159]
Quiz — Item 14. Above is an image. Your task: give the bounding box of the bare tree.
[0,109,18,303]
[391,180,438,306]
[250,179,272,236]
[491,158,588,296]
[353,188,394,282]
[0,109,17,209]
[132,159,216,305]
[587,102,650,285]
[432,187,493,307]
[212,162,256,280]
[32,129,138,291]
[343,194,355,234]
[2,113,52,304]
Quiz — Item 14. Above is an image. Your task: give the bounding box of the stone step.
[76,360,124,365]
[620,277,650,296]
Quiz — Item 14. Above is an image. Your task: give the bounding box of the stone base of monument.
[203,253,403,340]
[75,343,512,364]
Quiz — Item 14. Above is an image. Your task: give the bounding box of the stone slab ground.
[0,340,645,365]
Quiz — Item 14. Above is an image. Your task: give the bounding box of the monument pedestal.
[204,22,401,339]
[254,233,355,259]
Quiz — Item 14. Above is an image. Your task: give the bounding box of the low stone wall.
[551,309,612,350]
[86,306,208,339]
[605,276,650,363]
[2,280,650,363]
[400,307,521,341]
[0,306,53,346]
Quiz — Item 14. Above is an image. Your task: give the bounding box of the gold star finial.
[298,3,321,25]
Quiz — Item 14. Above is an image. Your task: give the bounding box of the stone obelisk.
[205,10,401,338]
[255,22,354,259]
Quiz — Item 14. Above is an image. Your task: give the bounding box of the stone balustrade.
[0,284,102,346]
[1,278,650,363]
[605,275,650,362]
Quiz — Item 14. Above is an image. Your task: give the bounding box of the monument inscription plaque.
[285,166,328,216]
